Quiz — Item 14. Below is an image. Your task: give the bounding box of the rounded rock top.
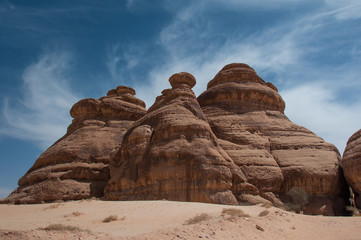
[207,63,263,89]
[116,86,136,95]
[169,72,196,88]
[221,63,256,72]
[107,86,136,96]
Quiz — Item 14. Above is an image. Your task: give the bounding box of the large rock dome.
[4,86,146,204]
[197,63,348,215]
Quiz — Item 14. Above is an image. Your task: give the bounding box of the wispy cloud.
[137,29,298,106]
[0,49,80,150]
[281,83,361,154]
[106,43,144,82]
[105,42,153,100]
[324,0,361,20]
[106,44,123,83]
[132,0,361,153]
[136,2,303,105]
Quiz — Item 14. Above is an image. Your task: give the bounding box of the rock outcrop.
[342,129,361,209]
[4,86,146,204]
[104,72,253,205]
[197,63,348,215]
[4,63,351,216]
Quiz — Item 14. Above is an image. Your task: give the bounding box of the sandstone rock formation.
[4,86,146,204]
[197,63,348,215]
[104,72,254,205]
[342,129,361,209]
[3,63,350,216]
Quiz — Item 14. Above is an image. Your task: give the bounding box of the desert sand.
[0,199,360,240]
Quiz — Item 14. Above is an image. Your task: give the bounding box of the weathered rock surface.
[342,129,361,209]
[4,86,146,204]
[104,72,253,205]
[4,63,351,216]
[197,63,348,215]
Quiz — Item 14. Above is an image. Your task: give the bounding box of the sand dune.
[0,200,360,240]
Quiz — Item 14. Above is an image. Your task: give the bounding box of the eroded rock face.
[197,63,348,215]
[104,72,252,205]
[342,129,361,209]
[4,86,146,204]
[4,63,350,215]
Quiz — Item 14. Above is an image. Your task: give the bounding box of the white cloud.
[0,50,80,150]
[137,32,298,107]
[106,44,123,83]
[324,0,361,20]
[136,2,302,107]
[134,0,361,155]
[101,0,361,156]
[106,43,144,82]
[281,84,361,154]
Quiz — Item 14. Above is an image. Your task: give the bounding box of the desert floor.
[0,199,360,240]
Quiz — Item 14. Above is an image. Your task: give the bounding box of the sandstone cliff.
[342,129,361,209]
[3,63,351,216]
[104,73,253,205]
[4,86,146,204]
[197,63,348,215]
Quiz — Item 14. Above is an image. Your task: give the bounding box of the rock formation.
[4,86,146,204]
[3,63,351,216]
[104,72,253,205]
[342,129,361,209]
[197,63,348,215]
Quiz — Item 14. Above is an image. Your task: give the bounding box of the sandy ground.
[0,199,360,240]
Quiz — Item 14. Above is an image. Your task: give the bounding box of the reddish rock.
[4,86,146,204]
[104,72,253,205]
[3,63,350,216]
[342,129,361,209]
[197,63,347,215]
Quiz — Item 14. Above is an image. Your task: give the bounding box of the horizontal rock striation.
[4,86,146,204]
[197,63,348,215]
[104,72,253,205]
[3,63,351,216]
[342,129,361,209]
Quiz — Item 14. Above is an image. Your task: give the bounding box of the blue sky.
[1,0,361,198]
